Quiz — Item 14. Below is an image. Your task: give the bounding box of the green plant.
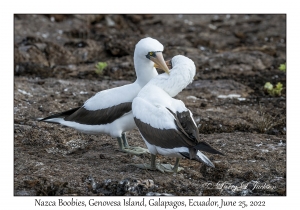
[95,62,108,75]
[264,82,283,96]
[278,63,286,72]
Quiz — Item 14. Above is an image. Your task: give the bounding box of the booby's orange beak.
[151,52,170,74]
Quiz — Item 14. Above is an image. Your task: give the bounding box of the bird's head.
[135,37,170,74]
[169,55,196,84]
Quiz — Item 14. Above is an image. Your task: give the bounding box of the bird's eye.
[145,51,158,60]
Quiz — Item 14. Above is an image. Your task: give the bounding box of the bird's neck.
[149,69,193,98]
[134,55,158,87]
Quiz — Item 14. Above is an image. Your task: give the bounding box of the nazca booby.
[132,55,224,173]
[39,37,170,155]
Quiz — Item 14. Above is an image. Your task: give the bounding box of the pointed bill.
[154,59,172,70]
[151,52,170,74]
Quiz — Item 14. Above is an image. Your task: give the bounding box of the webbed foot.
[117,136,149,155]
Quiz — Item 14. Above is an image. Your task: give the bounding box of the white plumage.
[83,84,138,111]
[39,37,170,155]
[132,55,224,172]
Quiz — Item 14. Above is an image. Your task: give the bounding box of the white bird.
[132,55,224,173]
[39,37,170,155]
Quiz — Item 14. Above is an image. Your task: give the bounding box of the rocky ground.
[14,14,286,196]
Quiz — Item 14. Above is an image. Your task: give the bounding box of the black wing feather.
[166,107,224,155]
[39,102,132,125]
[39,107,81,122]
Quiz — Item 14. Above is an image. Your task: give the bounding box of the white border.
[4,0,297,208]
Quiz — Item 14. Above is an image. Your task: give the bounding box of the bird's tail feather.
[194,142,225,156]
[38,107,81,123]
[180,149,215,168]
[195,151,215,168]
